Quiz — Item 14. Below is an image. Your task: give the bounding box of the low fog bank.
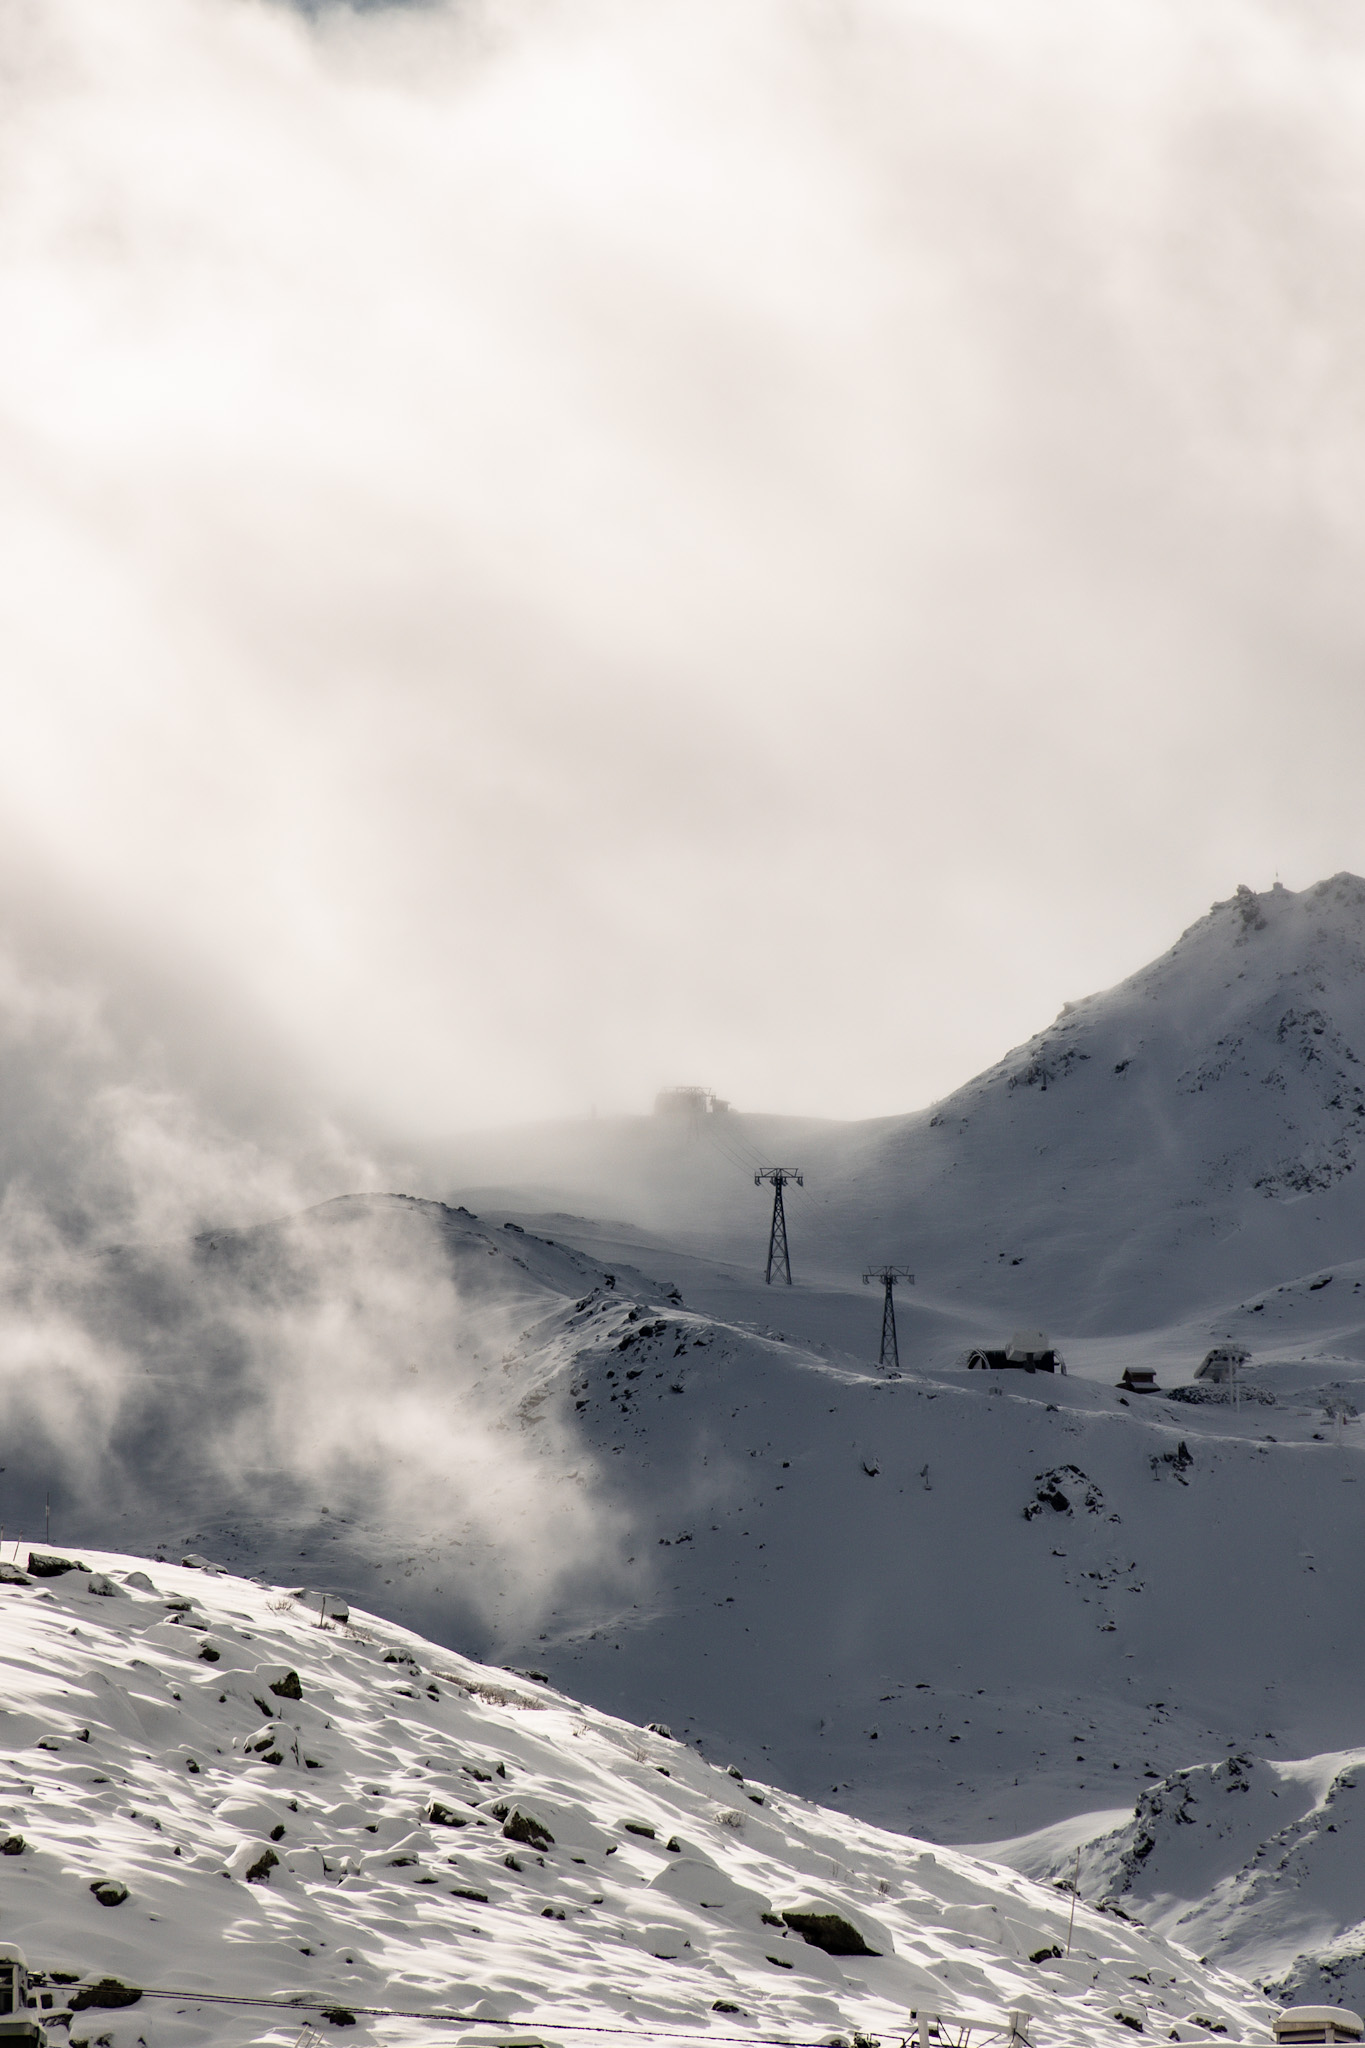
[0,944,629,1643]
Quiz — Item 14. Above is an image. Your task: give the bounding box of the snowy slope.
[0,1548,1273,2048]
[974,1744,1365,2013]
[16,879,1365,2015]
[428,876,1365,1332]
[26,1196,1365,1855]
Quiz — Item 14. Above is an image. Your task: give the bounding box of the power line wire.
[128,1984,1015,2048]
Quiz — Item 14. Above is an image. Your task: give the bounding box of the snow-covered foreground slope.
[976,1744,1365,2014]
[429,875,1365,1333]
[0,1549,1272,2048]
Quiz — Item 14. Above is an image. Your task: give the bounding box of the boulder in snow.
[501,1808,555,1849]
[777,1896,891,1956]
[27,1552,89,1578]
[649,1856,769,1915]
[69,1979,141,2011]
[89,1878,129,1906]
[428,1801,471,1827]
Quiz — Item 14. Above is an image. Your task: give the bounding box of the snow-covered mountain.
[977,1742,1365,2014]
[12,880,1365,2021]
[429,875,1365,1332]
[19,1192,1365,1856]
[0,1545,1274,2048]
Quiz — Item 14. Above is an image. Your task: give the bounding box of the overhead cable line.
[127,1984,1024,2048]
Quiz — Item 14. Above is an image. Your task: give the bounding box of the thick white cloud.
[3,0,1365,1130]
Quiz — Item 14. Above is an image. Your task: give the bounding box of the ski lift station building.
[0,1947,48,2045]
[1197,1344,1250,1384]
[965,1330,1066,1375]
[1274,2012,1364,2047]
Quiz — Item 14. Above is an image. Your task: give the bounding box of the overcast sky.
[3,0,1364,1135]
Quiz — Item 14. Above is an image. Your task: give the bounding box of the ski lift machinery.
[0,1948,48,2046]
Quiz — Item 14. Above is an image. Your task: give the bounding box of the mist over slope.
[432,876,1365,1332]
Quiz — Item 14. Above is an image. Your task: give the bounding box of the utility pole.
[863,1265,914,1371]
[754,1168,803,1284]
[1066,1845,1081,1954]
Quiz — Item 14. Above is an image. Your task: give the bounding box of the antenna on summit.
[754,1168,802,1285]
[863,1265,914,1372]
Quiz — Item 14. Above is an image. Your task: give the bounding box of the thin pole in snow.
[1065,1846,1080,1955]
[44,1495,49,1545]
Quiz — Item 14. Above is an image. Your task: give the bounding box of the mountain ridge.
[430,875,1365,1330]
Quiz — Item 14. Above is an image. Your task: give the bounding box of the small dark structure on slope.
[1196,1344,1249,1384]
[966,1330,1066,1375]
[1117,1366,1160,1392]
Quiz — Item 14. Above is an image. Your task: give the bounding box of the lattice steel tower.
[754,1168,803,1285]
[862,1264,914,1371]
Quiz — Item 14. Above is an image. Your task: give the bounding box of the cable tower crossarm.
[754,1167,803,1284]
[862,1264,914,1371]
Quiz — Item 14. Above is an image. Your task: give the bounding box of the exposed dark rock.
[27,1553,89,1578]
[502,1809,554,1849]
[1030,1945,1063,1963]
[1025,1466,1105,1521]
[70,1981,141,2011]
[781,1908,880,1957]
[269,1671,303,1701]
[0,1835,25,1855]
[1151,1441,1195,1482]
[427,1802,469,1828]
[197,1644,221,1663]
[450,1886,489,1903]
[90,1879,129,1906]
[0,1564,31,1586]
[321,2008,357,2027]
[1167,1384,1276,1407]
[244,1847,279,1883]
